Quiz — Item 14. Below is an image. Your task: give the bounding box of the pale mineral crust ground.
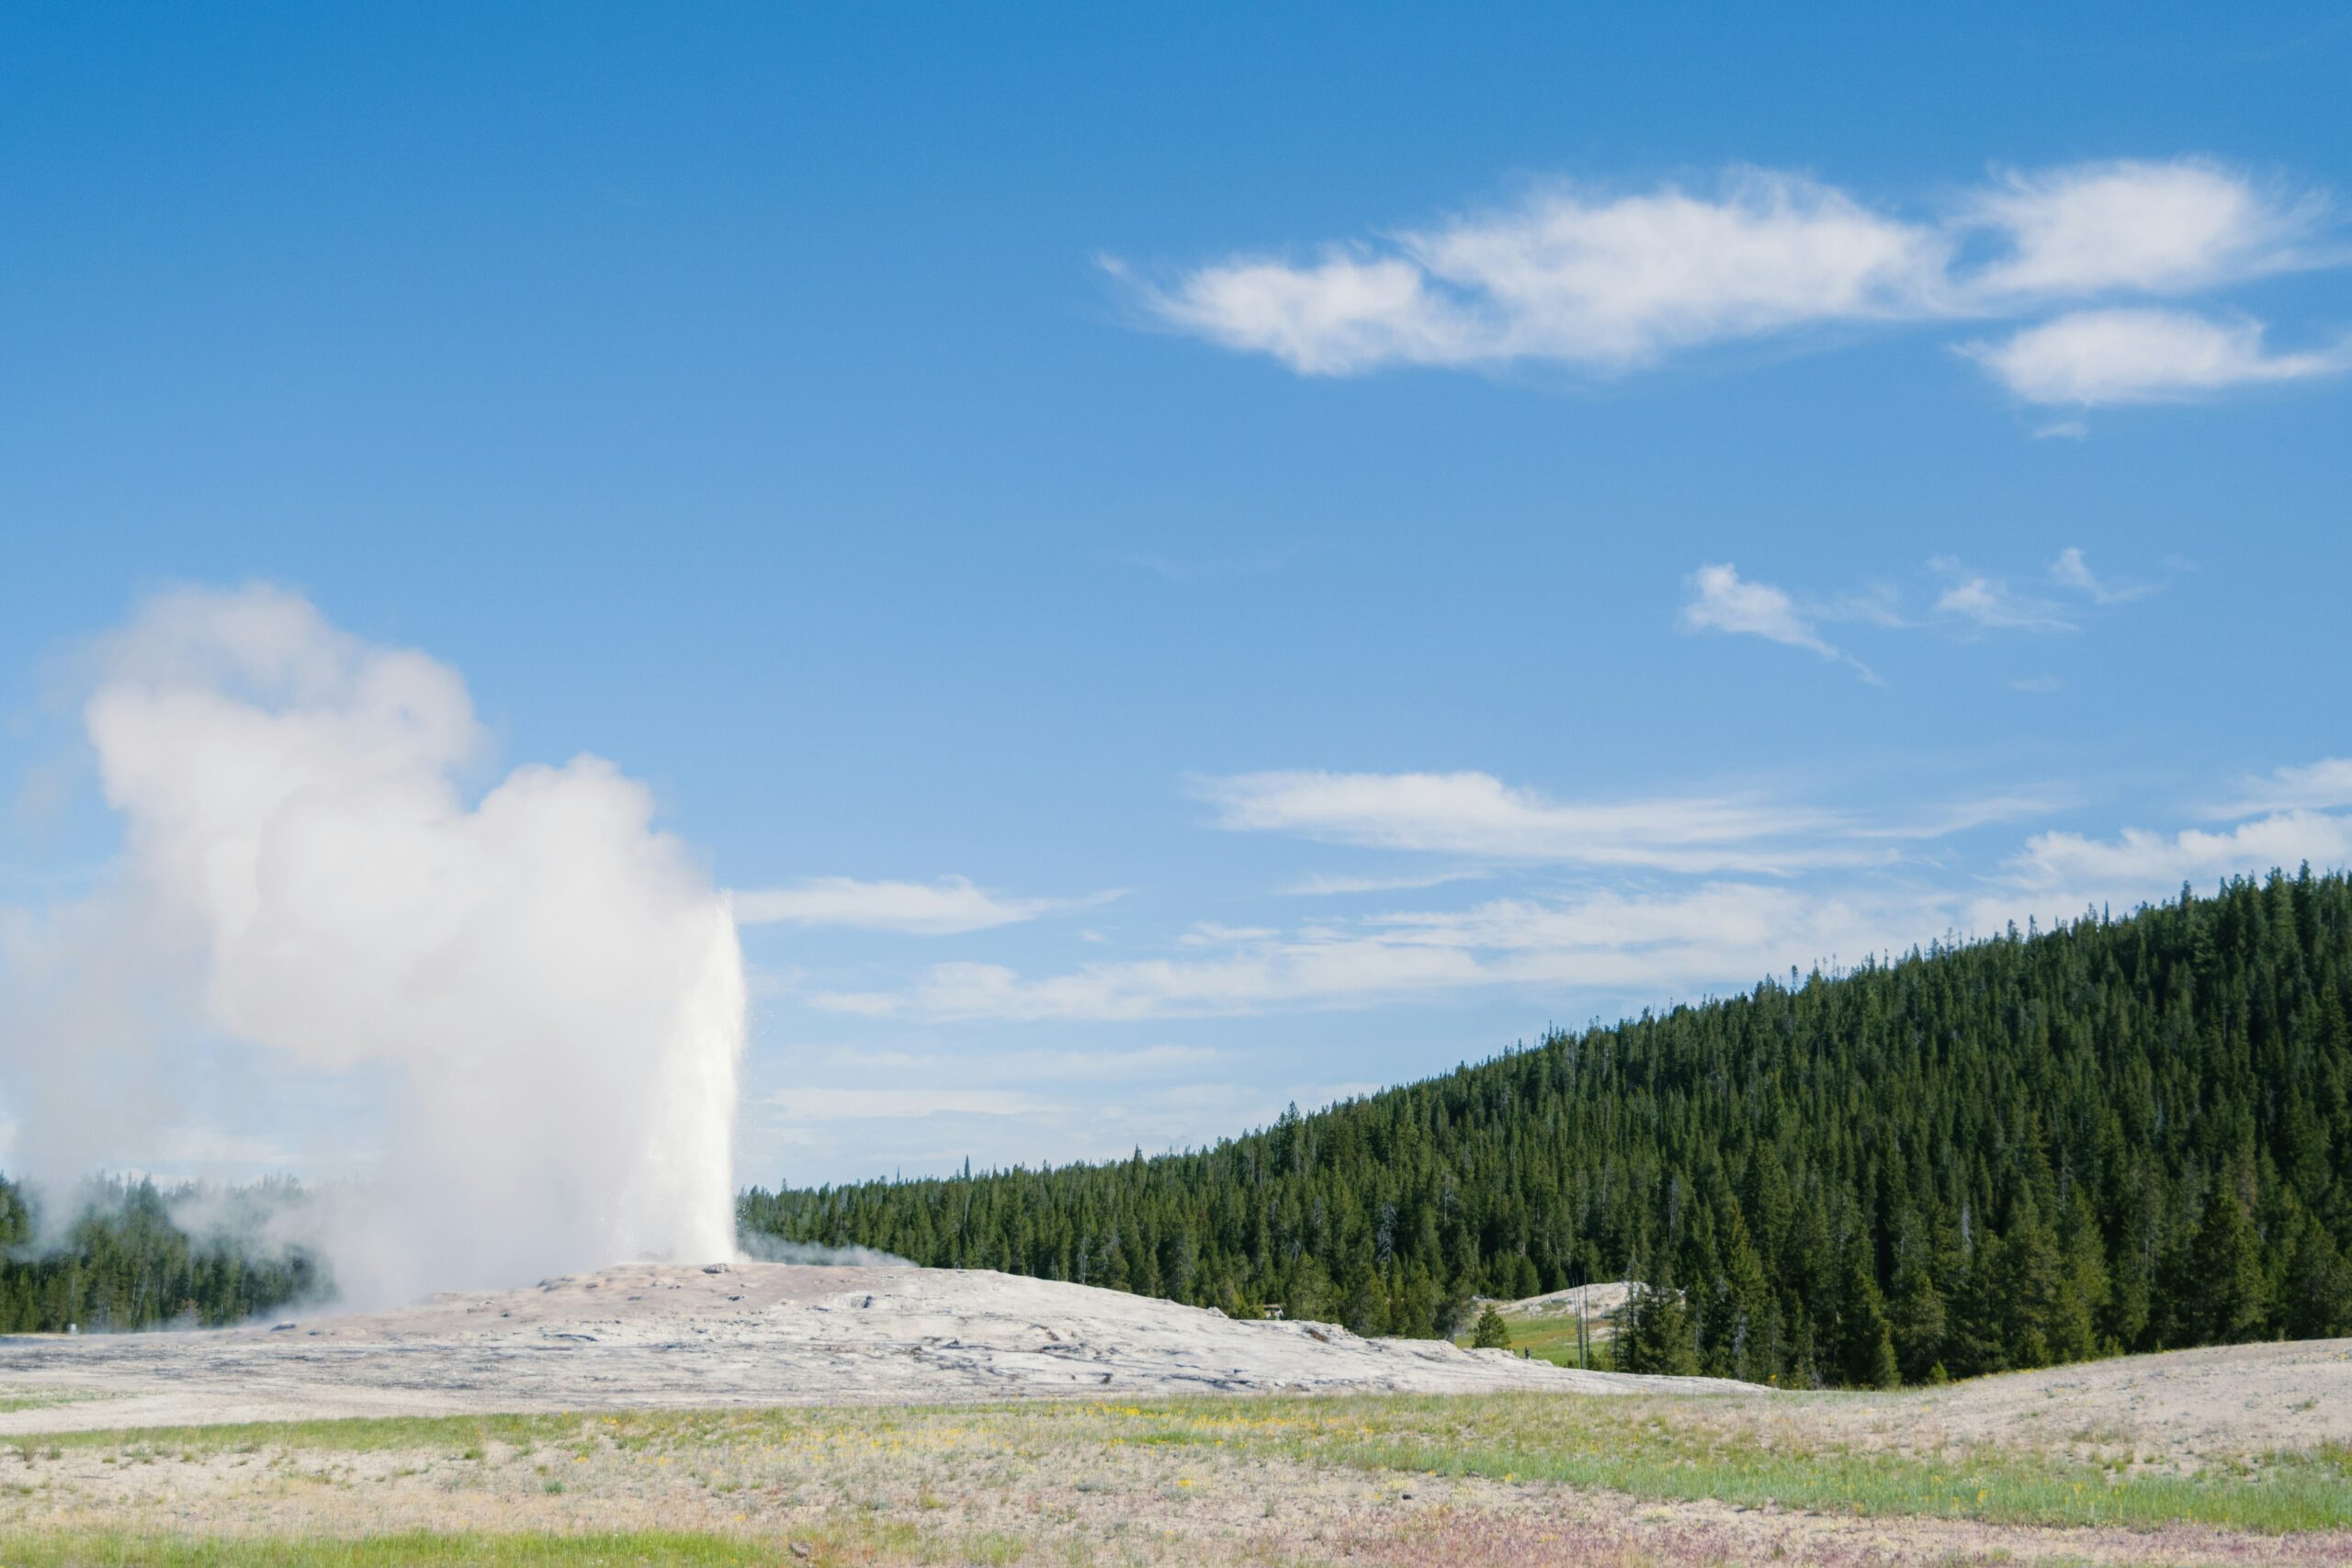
[0,1260,1742,1432]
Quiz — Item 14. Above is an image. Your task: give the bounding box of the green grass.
[1452,1311,1608,1369]
[1097,1393,2352,1534]
[0,1531,754,1566]
[0,1522,1048,1567]
[0,1519,1036,1566]
[0,1390,96,1416]
[6,1412,555,1457]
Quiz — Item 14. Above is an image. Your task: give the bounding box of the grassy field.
[1453,1307,1609,1369]
[0,1533,848,1564]
[4,1389,2350,1565]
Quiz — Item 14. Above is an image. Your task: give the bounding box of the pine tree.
[1998,1189,2064,1371]
[1833,1225,1897,1387]
[2278,1212,2352,1339]
[1619,1270,1701,1376]
[2052,1187,2109,1360]
[1470,1303,1510,1349]
[2190,1187,2268,1344]
[1887,1233,1947,1383]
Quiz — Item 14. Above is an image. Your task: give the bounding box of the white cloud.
[1989,809,2352,928]
[1123,252,1476,376]
[1197,769,1857,874]
[1933,577,2074,632]
[1408,171,1949,365]
[1930,558,2075,632]
[1960,159,2321,299]
[1965,309,2351,405]
[1132,170,1946,375]
[2050,546,2154,605]
[2208,758,2352,818]
[1685,550,2149,674]
[1125,159,2335,389]
[810,882,1953,1022]
[2049,547,2101,595]
[815,796,2352,1024]
[1679,563,1877,681]
[732,875,1110,935]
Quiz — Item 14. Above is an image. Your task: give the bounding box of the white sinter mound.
[0,1261,1753,1431]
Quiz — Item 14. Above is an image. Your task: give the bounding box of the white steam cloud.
[0,586,745,1304]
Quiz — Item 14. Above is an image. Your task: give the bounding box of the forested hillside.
[0,1176,325,1332]
[741,870,2352,1387]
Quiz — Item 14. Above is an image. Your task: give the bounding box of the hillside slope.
[743,871,2352,1388]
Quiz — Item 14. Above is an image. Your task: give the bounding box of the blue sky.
[4,3,2350,1189]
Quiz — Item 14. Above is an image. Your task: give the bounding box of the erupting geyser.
[0,586,747,1304]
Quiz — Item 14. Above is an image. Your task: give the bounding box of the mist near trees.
[744,870,2352,1386]
[0,1176,323,1332]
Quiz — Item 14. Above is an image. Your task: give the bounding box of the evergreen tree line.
[0,1175,326,1332]
[741,870,2352,1387]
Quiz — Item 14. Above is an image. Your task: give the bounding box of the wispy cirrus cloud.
[811,882,1953,1022]
[1852,794,2070,840]
[2050,546,2155,605]
[814,782,2352,1024]
[1679,549,2156,680]
[1280,868,1490,897]
[1199,766,2059,874]
[2206,758,2352,818]
[1679,563,1878,681]
[1116,158,2336,405]
[1194,768,1854,874]
[783,740,2352,1034]
[732,875,1117,935]
[1930,559,2077,633]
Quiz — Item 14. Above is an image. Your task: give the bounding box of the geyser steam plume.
[0,586,745,1303]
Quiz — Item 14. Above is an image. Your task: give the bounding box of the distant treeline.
[0,1175,326,1333]
[741,870,2352,1387]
